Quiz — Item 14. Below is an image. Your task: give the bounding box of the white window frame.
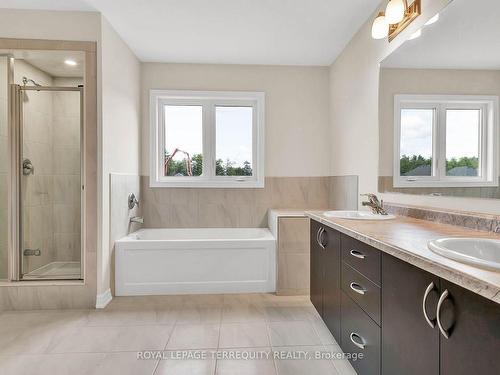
[150,90,265,188]
[394,94,499,188]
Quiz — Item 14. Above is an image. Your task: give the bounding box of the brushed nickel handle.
[317,227,326,250]
[350,332,366,350]
[436,289,450,339]
[350,282,366,295]
[422,282,436,328]
[350,249,366,259]
[316,227,322,248]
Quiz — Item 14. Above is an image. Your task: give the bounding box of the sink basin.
[323,210,396,220]
[428,238,500,271]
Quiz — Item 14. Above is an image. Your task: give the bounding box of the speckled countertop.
[306,211,500,305]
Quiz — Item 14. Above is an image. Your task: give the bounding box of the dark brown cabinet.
[382,253,500,375]
[382,254,440,375]
[309,220,341,340]
[322,226,341,340]
[439,280,500,375]
[310,219,324,316]
[311,219,500,375]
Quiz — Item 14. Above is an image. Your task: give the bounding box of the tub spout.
[130,216,144,224]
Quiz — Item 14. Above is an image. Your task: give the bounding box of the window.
[150,90,265,187]
[394,95,498,187]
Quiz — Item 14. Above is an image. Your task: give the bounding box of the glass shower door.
[19,85,83,280]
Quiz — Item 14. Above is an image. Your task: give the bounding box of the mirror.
[378,0,500,199]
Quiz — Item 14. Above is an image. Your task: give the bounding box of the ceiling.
[0,0,381,66]
[0,50,85,77]
[382,0,500,70]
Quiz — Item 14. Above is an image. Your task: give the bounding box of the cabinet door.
[382,254,440,375]
[322,226,341,340]
[310,220,324,316]
[439,281,500,375]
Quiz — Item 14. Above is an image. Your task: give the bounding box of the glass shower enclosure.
[10,82,84,280]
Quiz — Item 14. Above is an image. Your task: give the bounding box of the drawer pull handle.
[349,282,366,295]
[422,282,436,329]
[350,332,366,350]
[436,289,450,339]
[350,249,366,259]
[317,227,326,250]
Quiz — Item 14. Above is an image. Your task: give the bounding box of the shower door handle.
[23,159,34,175]
[23,249,41,256]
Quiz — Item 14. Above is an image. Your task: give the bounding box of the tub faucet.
[130,216,144,224]
[361,193,388,215]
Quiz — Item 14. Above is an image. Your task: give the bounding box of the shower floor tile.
[24,261,81,278]
[0,293,357,375]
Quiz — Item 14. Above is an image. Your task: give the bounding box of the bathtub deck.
[0,294,355,375]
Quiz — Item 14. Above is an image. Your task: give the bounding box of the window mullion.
[203,102,216,179]
[436,104,447,180]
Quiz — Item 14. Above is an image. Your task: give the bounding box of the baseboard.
[95,288,113,309]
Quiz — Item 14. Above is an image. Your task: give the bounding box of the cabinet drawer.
[342,262,381,325]
[341,292,380,375]
[342,234,381,285]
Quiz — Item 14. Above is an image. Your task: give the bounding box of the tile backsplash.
[141,175,358,228]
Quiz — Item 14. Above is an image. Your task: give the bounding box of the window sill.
[150,176,265,189]
[393,178,499,188]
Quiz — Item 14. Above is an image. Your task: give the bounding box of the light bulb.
[64,59,77,66]
[371,13,389,40]
[385,0,406,24]
[408,29,422,40]
[425,13,439,26]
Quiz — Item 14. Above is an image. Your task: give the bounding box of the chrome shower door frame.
[11,84,85,281]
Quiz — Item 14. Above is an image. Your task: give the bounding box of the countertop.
[306,211,500,305]
[268,209,326,238]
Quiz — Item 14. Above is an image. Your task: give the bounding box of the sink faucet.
[130,216,144,224]
[361,194,388,215]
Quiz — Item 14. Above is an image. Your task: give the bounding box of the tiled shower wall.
[16,61,55,274]
[15,62,82,275]
[141,175,358,228]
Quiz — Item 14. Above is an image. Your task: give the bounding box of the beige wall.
[141,63,331,177]
[379,68,500,176]
[98,17,141,297]
[326,0,500,214]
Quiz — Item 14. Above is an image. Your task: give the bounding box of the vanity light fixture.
[371,0,421,42]
[425,13,439,25]
[408,29,422,40]
[64,59,77,66]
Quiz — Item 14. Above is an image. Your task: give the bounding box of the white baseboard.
[95,288,113,309]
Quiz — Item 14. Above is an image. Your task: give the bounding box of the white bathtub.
[115,228,276,296]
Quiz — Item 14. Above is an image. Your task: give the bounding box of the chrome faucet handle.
[128,193,139,209]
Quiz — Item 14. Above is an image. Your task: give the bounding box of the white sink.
[323,210,396,220]
[428,238,500,271]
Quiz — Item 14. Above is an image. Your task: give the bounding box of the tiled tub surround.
[383,202,500,233]
[268,210,314,296]
[109,174,141,296]
[0,293,356,375]
[306,211,500,304]
[141,176,358,228]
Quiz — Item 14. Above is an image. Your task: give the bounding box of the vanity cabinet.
[382,254,440,375]
[310,219,500,375]
[382,253,500,375]
[309,220,342,340]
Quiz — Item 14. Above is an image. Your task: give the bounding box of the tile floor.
[0,294,357,375]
